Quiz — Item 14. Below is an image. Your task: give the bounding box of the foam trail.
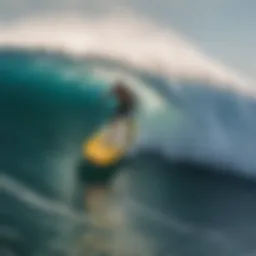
[0,174,90,224]
[0,14,253,95]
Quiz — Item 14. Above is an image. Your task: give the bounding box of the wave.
[0,14,252,86]
[1,14,256,256]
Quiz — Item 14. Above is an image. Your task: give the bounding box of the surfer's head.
[111,81,137,119]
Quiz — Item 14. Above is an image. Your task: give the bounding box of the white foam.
[0,13,254,96]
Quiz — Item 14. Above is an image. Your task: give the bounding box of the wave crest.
[0,14,253,93]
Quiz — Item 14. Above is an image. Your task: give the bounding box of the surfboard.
[83,118,136,167]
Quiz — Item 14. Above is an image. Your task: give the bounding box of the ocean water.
[1,16,256,256]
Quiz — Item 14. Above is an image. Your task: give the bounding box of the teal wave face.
[2,48,256,256]
[0,49,119,256]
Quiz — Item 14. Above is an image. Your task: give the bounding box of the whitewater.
[0,14,253,84]
[2,13,256,256]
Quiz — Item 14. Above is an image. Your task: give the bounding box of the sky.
[0,0,255,81]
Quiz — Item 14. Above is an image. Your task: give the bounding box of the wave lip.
[0,14,253,94]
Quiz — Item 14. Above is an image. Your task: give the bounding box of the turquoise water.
[0,49,119,256]
[2,48,256,256]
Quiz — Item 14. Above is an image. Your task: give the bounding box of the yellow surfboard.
[83,118,136,167]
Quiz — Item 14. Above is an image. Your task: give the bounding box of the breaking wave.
[1,14,256,256]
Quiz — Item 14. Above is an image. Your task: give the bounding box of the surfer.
[80,81,137,186]
[80,82,137,240]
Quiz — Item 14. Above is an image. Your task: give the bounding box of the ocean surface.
[1,16,256,256]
